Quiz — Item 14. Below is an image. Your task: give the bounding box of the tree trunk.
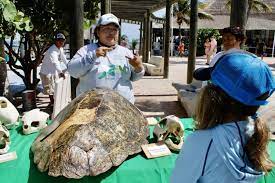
[187,0,198,84]
[0,39,7,96]
[230,0,248,29]
[246,1,252,24]
[70,0,84,99]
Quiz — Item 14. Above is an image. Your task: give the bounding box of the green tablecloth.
[0,118,274,183]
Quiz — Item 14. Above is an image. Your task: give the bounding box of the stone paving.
[7,56,275,120]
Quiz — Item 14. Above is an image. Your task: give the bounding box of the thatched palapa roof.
[153,0,275,30]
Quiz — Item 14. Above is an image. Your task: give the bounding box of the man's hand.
[126,54,143,73]
[96,47,113,57]
[59,72,65,79]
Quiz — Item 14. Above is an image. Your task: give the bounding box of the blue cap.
[211,53,275,106]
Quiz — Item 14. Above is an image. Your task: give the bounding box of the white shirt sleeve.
[49,50,63,74]
[60,48,68,64]
[67,45,97,78]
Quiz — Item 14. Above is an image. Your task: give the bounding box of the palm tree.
[131,39,138,54]
[226,0,272,24]
[174,0,214,41]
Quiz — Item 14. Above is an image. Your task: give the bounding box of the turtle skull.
[0,97,19,129]
[0,124,10,154]
[22,109,49,135]
[153,115,184,151]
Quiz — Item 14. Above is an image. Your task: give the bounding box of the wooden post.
[142,13,148,63]
[139,22,143,55]
[70,0,84,99]
[118,19,122,45]
[146,12,151,61]
[187,0,198,84]
[101,0,111,14]
[164,0,171,78]
[149,21,153,57]
[162,23,165,57]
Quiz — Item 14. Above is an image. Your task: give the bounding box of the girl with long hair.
[171,52,275,183]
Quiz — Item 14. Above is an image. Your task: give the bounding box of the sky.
[121,9,165,42]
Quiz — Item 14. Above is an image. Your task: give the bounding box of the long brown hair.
[195,84,274,172]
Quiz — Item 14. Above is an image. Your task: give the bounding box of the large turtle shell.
[31,88,148,179]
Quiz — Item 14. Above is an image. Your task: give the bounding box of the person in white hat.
[68,13,144,103]
[39,33,68,105]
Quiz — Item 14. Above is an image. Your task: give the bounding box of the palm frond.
[198,2,209,9]
[182,17,190,25]
[225,0,272,13]
[225,0,231,10]
[252,0,272,12]
[251,5,261,12]
[198,12,214,20]
[173,0,213,25]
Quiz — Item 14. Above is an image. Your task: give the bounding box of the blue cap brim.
[193,67,213,81]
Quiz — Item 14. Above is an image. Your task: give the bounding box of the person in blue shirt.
[171,52,275,183]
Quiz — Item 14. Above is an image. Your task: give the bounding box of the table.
[0,118,274,183]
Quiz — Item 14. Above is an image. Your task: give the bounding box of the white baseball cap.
[97,13,120,28]
[55,33,66,40]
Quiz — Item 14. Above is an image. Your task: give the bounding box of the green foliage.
[197,29,221,56]
[174,0,214,26]
[3,1,17,22]
[2,0,100,90]
[0,0,33,38]
[225,0,272,23]
[131,39,138,52]
[84,0,100,27]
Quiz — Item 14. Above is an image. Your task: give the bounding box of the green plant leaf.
[3,2,17,22]
[24,19,33,31]
[17,11,24,17]
[83,18,91,30]
[14,21,24,30]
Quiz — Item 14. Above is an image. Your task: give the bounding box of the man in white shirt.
[39,33,68,104]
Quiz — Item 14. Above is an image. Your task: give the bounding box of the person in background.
[193,26,255,92]
[177,41,185,57]
[256,40,267,60]
[172,52,275,183]
[210,36,217,55]
[204,38,211,64]
[153,40,161,56]
[208,26,247,67]
[67,13,144,104]
[39,33,68,105]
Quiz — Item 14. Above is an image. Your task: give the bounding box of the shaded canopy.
[111,0,178,21]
